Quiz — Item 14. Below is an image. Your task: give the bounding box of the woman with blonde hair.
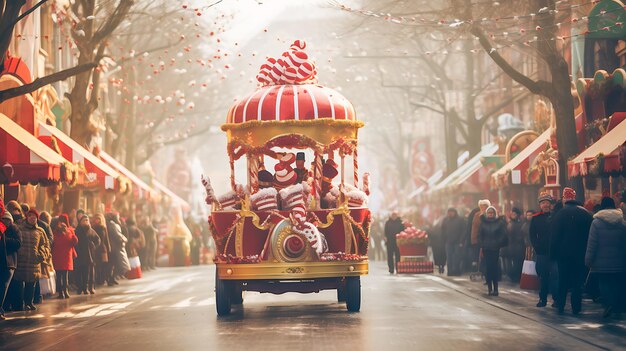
[91,213,111,287]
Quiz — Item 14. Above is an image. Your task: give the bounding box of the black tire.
[345,277,361,312]
[215,270,232,316]
[231,283,243,305]
[337,284,346,302]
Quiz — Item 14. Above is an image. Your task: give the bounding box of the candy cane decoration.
[248,154,259,193]
[313,151,323,209]
[340,154,345,186]
[230,158,236,191]
[353,146,359,188]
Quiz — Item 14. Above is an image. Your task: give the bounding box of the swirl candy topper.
[256,40,318,86]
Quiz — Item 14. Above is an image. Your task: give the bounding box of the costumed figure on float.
[203,40,371,316]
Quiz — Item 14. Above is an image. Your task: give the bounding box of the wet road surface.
[1,262,624,351]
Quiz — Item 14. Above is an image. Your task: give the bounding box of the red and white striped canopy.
[226,84,356,124]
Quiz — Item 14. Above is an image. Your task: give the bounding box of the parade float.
[203,40,371,316]
[396,221,433,274]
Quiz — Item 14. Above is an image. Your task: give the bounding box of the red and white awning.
[38,122,119,189]
[226,84,356,124]
[0,113,66,184]
[492,129,551,187]
[568,117,626,177]
[99,151,156,199]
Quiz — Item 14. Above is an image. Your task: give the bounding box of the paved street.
[1,262,624,351]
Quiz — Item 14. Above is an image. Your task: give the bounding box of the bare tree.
[0,1,96,104]
[334,0,585,197]
[65,0,134,147]
[103,0,227,170]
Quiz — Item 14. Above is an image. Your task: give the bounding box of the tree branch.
[470,24,552,98]
[0,62,97,104]
[91,0,134,45]
[410,101,444,115]
[0,0,26,69]
[115,38,184,66]
[13,0,48,26]
[88,43,106,109]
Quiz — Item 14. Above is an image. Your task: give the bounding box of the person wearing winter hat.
[13,209,49,311]
[51,216,77,299]
[585,197,626,318]
[6,201,24,224]
[74,216,101,295]
[478,206,508,296]
[530,191,558,307]
[470,199,491,246]
[551,187,593,315]
[0,211,20,319]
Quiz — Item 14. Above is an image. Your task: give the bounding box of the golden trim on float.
[217,260,369,280]
[221,119,364,148]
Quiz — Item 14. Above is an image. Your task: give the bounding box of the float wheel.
[215,270,232,316]
[231,283,243,305]
[337,282,346,302]
[345,277,361,312]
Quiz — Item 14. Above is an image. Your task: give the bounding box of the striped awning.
[38,122,119,189]
[99,151,156,199]
[492,129,551,187]
[0,113,66,184]
[568,117,626,177]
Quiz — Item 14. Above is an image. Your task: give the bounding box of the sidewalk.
[430,271,626,350]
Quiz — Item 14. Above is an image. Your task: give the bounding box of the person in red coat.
[52,214,78,299]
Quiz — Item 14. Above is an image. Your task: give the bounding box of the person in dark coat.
[74,216,101,295]
[14,210,49,311]
[505,208,526,283]
[428,220,446,274]
[522,210,535,249]
[34,210,53,304]
[529,192,557,308]
[478,206,508,296]
[585,197,626,318]
[442,208,465,276]
[6,201,24,224]
[550,187,593,315]
[140,216,158,270]
[384,211,404,274]
[462,207,480,273]
[91,213,111,286]
[52,216,78,299]
[126,219,145,260]
[0,210,21,320]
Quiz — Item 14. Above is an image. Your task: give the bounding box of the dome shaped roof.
[225,84,356,124]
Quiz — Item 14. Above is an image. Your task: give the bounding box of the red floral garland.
[214,254,261,264]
